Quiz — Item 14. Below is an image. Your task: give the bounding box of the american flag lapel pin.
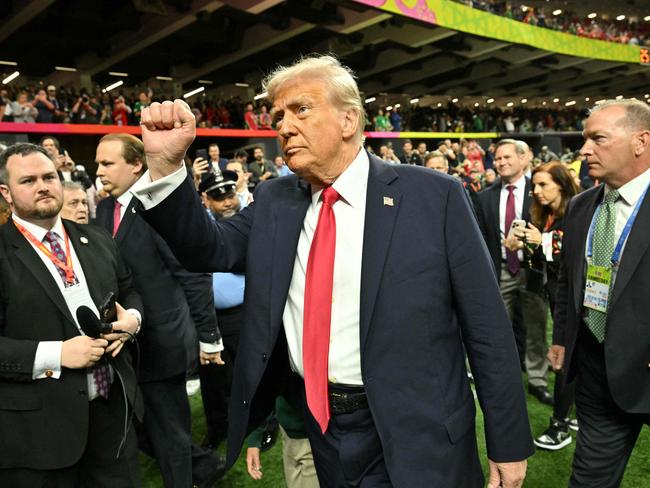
[383,196,394,207]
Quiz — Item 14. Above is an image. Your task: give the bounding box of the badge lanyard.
[14,222,76,285]
[586,182,650,267]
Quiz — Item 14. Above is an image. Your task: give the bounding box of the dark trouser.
[552,374,575,422]
[569,327,650,488]
[301,385,392,488]
[0,381,140,488]
[499,264,549,387]
[139,373,221,487]
[199,306,241,440]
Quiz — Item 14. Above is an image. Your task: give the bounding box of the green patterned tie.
[586,189,620,342]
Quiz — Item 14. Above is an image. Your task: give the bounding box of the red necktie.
[303,186,340,434]
[112,201,122,238]
[504,184,520,275]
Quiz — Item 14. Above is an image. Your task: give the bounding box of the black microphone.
[76,305,113,338]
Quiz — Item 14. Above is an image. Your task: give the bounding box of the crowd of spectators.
[0,82,591,135]
[454,1,650,46]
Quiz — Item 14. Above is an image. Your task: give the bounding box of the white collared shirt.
[132,150,369,384]
[499,175,526,261]
[283,149,368,385]
[586,167,650,268]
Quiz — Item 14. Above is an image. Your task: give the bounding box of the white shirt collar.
[501,174,526,191]
[12,213,65,242]
[311,148,369,208]
[118,177,143,208]
[610,167,650,206]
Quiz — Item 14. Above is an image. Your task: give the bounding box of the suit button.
[242,400,248,408]
[262,353,268,362]
[44,369,54,378]
[647,363,650,370]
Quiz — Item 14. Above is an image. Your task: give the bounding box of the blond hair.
[262,54,365,143]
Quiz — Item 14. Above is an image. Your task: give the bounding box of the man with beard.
[0,143,142,487]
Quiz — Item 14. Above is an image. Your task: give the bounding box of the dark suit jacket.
[96,195,219,382]
[141,155,534,486]
[553,184,650,413]
[475,177,533,280]
[0,219,142,470]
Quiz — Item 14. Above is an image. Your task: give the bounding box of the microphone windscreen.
[76,305,103,338]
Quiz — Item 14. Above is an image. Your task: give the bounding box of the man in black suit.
[475,139,552,406]
[0,143,142,487]
[132,55,532,488]
[94,133,225,487]
[550,99,650,487]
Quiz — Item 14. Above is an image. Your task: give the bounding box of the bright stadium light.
[253,91,267,101]
[552,9,562,16]
[645,15,650,21]
[616,95,624,100]
[553,98,560,103]
[102,80,123,93]
[0,60,17,66]
[235,83,249,87]
[394,103,401,109]
[645,94,650,99]
[474,102,480,107]
[487,98,495,104]
[55,66,77,72]
[521,98,528,103]
[108,71,128,77]
[616,15,625,21]
[2,71,19,84]
[565,100,576,106]
[409,98,419,104]
[507,102,514,107]
[452,98,458,103]
[386,106,393,111]
[364,97,376,103]
[588,13,597,19]
[183,86,205,99]
[585,97,590,101]
[156,76,173,81]
[542,101,547,105]
[437,102,442,107]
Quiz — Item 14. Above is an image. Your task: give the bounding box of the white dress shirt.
[585,167,650,282]
[132,150,369,385]
[499,174,527,262]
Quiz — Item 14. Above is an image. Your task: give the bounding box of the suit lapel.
[523,177,532,220]
[114,198,138,244]
[64,221,102,306]
[571,186,603,311]
[610,189,650,307]
[8,221,76,328]
[268,179,311,332]
[359,158,400,352]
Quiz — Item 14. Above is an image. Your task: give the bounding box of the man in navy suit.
[133,55,533,487]
[550,99,650,486]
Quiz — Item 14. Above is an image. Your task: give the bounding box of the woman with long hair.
[505,161,580,450]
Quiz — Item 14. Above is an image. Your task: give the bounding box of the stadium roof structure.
[0,0,648,110]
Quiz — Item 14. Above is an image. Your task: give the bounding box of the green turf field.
[140,381,650,487]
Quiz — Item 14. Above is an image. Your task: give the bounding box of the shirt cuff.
[125,308,142,326]
[130,164,187,210]
[33,341,63,380]
[200,339,224,353]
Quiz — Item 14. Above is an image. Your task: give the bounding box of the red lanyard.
[544,214,555,232]
[15,222,76,285]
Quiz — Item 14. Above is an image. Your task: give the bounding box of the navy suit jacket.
[474,177,533,280]
[142,154,533,486]
[553,184,650,413]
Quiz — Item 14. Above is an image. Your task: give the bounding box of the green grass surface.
[140,385,649,487]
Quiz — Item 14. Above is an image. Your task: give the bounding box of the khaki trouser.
[281,426,320,488]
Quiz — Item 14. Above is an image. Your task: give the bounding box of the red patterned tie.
[112,201,122,238]
[504,184,520,276]
[303,186,340,434]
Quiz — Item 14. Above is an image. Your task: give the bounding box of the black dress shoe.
[200,432,226,450]
[528,384,554,406]
[193,454,227,488]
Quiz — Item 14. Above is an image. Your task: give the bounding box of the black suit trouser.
[570,326,650,488]
[139,373,220,487]
[199,306,242,439]
[0,380,140,488]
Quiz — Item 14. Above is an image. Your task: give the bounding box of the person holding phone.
[475,139,553,405]
[504,162,580,450]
